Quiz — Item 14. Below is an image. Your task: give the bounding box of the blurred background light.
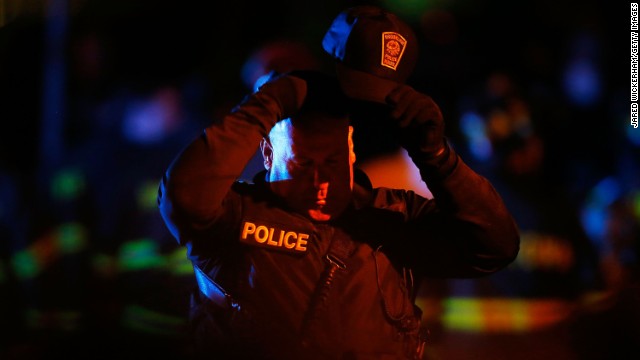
[562,32,602,108]
[459,110,493,161]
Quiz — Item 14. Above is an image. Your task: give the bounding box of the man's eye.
[327,158,341,166]
[295,159,313,167]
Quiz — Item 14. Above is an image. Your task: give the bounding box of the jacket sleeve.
[157,89,290,244]
[398,140,521,278]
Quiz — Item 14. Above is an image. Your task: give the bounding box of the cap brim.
[335,62,400,104]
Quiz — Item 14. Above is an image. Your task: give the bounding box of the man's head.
[261,111,356,222]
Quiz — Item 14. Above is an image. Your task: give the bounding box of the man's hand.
[234,71,308,122]
[385,85,446,158]
[241,70,346,123]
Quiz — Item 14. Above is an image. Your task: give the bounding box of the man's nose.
[313,166,330,188]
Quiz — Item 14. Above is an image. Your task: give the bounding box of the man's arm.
[411,142,520,278]
[385,85,520,278]
[157,74,307,242]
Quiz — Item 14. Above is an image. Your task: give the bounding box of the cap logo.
[381,32,407,71]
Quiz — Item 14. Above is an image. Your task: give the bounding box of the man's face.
[261,115,355,222]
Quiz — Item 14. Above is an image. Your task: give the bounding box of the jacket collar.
[251,168,374,213]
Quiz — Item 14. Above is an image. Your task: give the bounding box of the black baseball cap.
[322,5,418,104]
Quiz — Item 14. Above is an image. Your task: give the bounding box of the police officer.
[158,6,520,360]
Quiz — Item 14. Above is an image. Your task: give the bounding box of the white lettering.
[633,32,639,102]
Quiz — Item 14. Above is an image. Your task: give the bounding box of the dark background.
[0,0,637,359]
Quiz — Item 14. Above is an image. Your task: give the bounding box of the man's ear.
[260,138,273,170]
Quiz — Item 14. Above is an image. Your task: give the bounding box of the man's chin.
[308,209,331,222]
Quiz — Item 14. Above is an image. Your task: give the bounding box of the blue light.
[121,89,181,145]
[627,123,640,146]
[563,59,601,107]
[460,111,484,138]
[592,177,621,208]
[460,111,492,161]
[253,73,273,93]
[581,206,606,249]
[469,138,493,161]
[581,176,622,248]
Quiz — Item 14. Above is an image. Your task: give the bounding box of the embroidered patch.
[381,31,407,71]
[239,220,311,254]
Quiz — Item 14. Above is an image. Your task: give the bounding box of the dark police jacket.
[158,83,520,359]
